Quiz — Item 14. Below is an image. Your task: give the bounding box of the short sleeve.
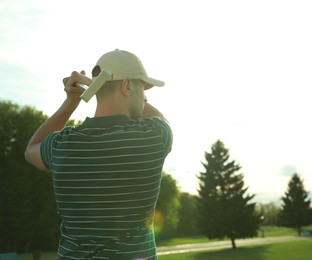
[147,117,173,155]
[40,132,60,169]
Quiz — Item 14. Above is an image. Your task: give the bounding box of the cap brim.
[142,77,165,90]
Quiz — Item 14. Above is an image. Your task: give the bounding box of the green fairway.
[158,239,312,260]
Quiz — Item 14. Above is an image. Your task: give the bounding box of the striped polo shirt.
[40,115,172,259]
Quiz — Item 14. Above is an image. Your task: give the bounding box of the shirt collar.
[82,115,131,128]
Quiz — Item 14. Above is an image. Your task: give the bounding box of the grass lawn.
[20,252,56,260]
[158,239,312,260]
[258,226,297,237]
[156,236,210,246]
[156,225,298,247]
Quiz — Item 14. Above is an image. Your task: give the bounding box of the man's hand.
[62,70,92,106]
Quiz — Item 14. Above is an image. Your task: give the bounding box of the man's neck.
[94,100,129,118]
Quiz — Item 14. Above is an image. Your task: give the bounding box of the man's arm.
[25,71,91,171]
[142,102,168,121]
[143,102,172,154]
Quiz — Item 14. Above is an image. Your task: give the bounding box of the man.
[25,49,173,259]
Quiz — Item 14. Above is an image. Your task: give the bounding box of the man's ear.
[121,79,132,96]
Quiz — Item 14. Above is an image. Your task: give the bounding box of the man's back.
[41,115,172,259]
[25,49,172,259]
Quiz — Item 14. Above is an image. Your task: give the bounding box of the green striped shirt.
[40,115,172,259]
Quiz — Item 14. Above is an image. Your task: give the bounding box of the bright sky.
[1,0,312,203]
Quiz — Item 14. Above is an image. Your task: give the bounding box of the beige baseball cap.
[93,49,165,89]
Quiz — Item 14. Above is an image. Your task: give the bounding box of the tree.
[0,101,61,252]
[258,202,280,226]
[278,173,311,235]
[155,172,180,240]
[176,193,199,237]
[197,140,261,249]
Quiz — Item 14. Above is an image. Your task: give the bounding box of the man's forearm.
[24,98,79,171]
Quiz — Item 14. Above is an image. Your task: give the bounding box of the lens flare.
[153,210,164,235]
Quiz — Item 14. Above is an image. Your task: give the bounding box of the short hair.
[96,80,122,97]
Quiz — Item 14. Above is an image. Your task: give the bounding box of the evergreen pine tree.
[279,173,311,235]
[197,140,261,249]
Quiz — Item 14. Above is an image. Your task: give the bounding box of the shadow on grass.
[194,245,270,260]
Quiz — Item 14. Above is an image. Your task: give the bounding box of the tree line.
[0,100,311,253]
